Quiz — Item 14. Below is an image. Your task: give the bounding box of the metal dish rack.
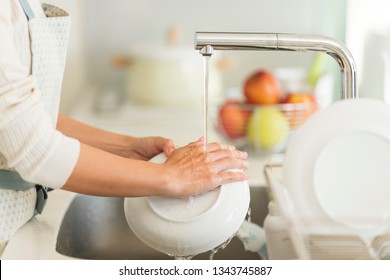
[264,164,390,260]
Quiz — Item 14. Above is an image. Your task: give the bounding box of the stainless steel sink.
[56,187,269,260]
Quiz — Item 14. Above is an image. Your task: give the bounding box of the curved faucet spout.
[194,32,357,99]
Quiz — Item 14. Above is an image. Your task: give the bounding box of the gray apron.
[0,1,71,245]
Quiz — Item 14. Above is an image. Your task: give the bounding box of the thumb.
[162,138,176,156]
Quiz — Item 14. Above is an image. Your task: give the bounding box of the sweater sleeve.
[0,0,80,189]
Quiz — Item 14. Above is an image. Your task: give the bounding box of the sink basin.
[56,187,269,260]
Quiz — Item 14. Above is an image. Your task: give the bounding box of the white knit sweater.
[0,0,80,189]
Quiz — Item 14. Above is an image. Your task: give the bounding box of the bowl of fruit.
[216,69,318,154]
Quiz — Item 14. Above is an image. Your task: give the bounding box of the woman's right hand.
[161,138,249,198]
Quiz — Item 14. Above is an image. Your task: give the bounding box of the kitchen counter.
[1,95,282,259]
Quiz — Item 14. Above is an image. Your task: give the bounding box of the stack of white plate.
[282,98,390,259]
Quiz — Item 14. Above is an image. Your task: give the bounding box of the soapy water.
[173,255,196,260]
[208,232,236,260]
[171,232,236,260]
[170,208,252,260]
[247,207,252,223]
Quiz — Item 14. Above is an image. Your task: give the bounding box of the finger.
[208,157,249,173]
[187,136,205,146]
[163,139,176,156]
[197,136,205,143]
[164,146,175,156]
[215,149,248,160]
[209,170,249,189]
[205,142,236,152]
[202,149,248,163]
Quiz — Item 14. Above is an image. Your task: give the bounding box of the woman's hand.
[57,115,176,161]
[161,138,249,197]
[128,136,176,161]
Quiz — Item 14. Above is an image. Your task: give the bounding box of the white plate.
[283,99,390,237]
[124,154,250,257]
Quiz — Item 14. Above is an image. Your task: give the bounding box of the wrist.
[158,164,180,197]
[120,135,136,158]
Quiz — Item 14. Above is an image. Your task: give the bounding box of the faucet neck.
[195,32,357,99]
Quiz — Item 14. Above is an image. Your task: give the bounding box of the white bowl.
[124,153,250,257]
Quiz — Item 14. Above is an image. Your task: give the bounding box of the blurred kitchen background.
[44,0,390,133]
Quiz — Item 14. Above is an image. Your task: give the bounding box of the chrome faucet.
[195,32,357,99]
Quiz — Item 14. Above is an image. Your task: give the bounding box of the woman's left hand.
[127,136,176,161]
[161,138,249,197]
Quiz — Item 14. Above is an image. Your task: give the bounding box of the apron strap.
[0,170,49,216]
[34,185,48,216]
[0,170,34,191]
[19,0,36,21]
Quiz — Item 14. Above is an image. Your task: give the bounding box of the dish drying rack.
[264,164,390,260]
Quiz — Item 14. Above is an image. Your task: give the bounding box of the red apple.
[243,70,282,105]
[218,100,250,139]
[282,93,317,127]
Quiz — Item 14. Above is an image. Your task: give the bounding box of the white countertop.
[2,95,282,259]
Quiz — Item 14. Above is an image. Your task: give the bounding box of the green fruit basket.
[215,99,317,155]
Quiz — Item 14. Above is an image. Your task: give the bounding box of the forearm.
[62,138,249,198]
[57,114,133,158]
[62,143,171,197]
